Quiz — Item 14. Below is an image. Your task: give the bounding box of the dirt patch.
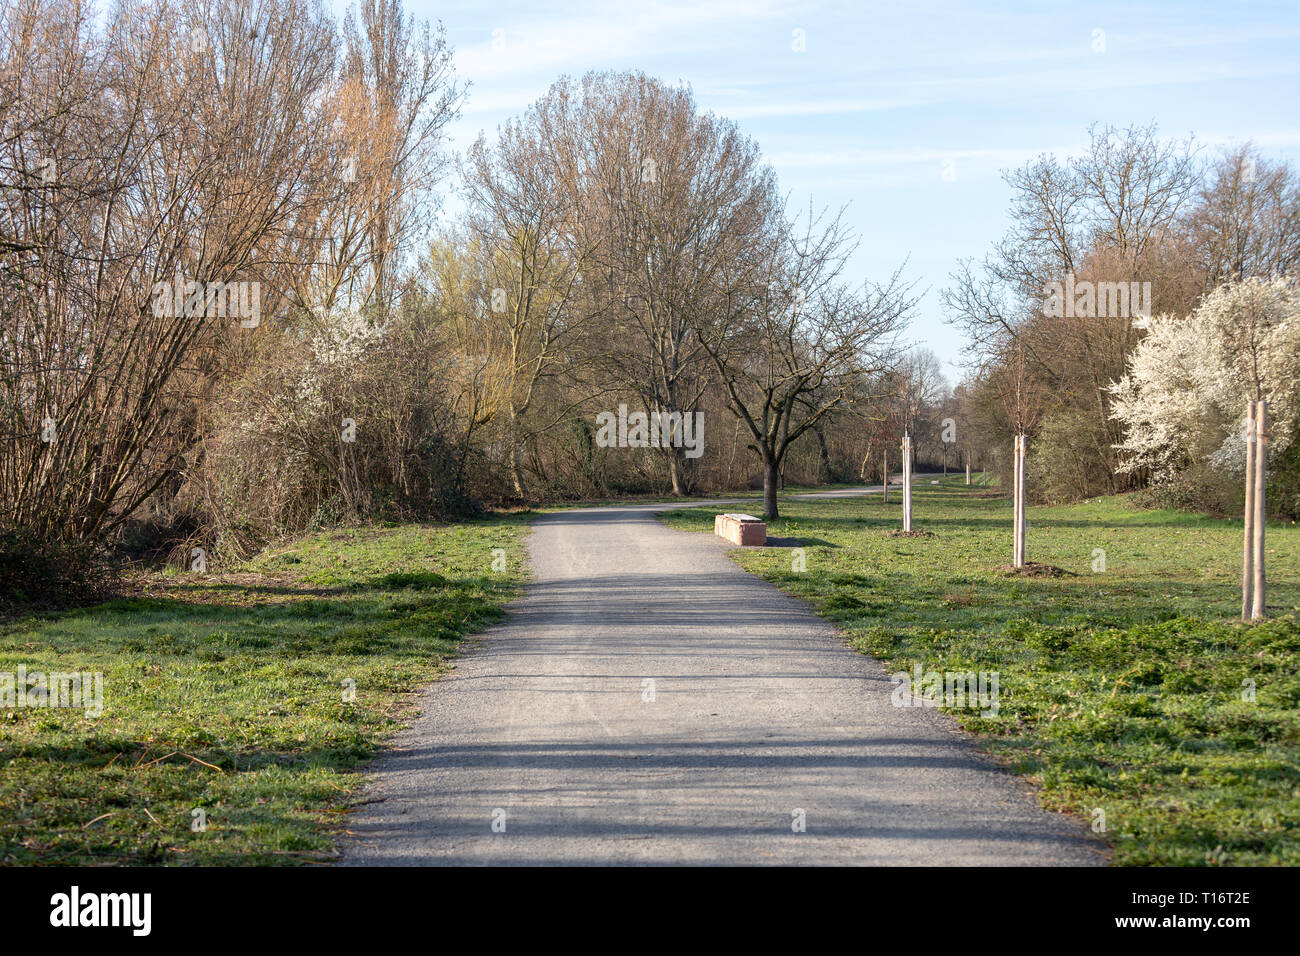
[884,529,936,538]
[995,562,1074,578]
[119,570,343,605]
[765,536,838,549]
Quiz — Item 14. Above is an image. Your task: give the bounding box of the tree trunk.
[507,446,526,498]
[763,456,779,520]
[667,446,686,496]
[507,406,527,498]
[882,448,888,503]
[814,425,833,483]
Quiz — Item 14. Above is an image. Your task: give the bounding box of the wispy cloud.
[418,0,1300,374]
[721,96,925,120]
[766,145,1076,170]
[454,0,791,83]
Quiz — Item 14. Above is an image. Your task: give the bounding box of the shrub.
[0,530,119,616]
[193,309,476,557]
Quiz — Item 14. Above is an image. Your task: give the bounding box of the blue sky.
[356,0,1300,381]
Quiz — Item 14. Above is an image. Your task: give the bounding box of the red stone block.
[714,513,766,546]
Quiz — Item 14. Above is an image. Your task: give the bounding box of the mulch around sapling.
[884,529,936,538]
[995,561,1074,578]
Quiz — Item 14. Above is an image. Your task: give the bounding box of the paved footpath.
[343,487,1104,865]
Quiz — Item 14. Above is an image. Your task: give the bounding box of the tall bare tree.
[697,205,914,519]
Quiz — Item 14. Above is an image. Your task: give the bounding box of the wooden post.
[1012,436,1019,566]
[1020,434,1029,566]
[1252,401,1268,620]
[1013,434,1027,567]
[1242,402,1256,621]
[882,448,888,503]
[902,435,913,531]
[965,452,971,486]
[899,439,905,524]
[904,437,915,535]
[1010,439,1016,565]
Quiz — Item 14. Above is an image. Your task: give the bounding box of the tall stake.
[1013,434,1026,567]
[882,448,888,503]
[1252,401,1269,620]
[1242,402,1256,621]
[965,452,971,486]
[902,435,913,531]
[1020,435,1028,566]
[1012,437,1019,565]
[1011,436,1017,565]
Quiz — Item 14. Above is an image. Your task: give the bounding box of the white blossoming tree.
[1110,277,1300,482]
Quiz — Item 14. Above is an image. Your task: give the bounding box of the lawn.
[659,478,1300,865]
[0,516,530,865]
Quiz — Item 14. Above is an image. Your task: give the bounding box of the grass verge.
[0,516,529,865]
[659,480,1300,865]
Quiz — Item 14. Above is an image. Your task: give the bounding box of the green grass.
[529,480,875,513]
[9,479,1296,866]
[659,479,1300,866]
[532,488,762,512]
[527,478,883,515]
[0,516,530,865]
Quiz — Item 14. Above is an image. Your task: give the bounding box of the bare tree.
[1,0,340,538]
[943,122,1203,500]
[696,205,914,519]
[457,83,605,498]
[305,0,461,315]
[1191,145,1300,285]
[577,72,775,495]
[0,0,461,543]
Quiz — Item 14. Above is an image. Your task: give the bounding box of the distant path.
[343,483,1102,865]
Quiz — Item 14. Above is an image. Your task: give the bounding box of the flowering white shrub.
[293,305,389,409]
[1110,277,1300,481]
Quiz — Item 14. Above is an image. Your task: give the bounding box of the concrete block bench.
[714,513,766,547]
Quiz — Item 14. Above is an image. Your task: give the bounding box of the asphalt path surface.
[343,485,1103,865]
